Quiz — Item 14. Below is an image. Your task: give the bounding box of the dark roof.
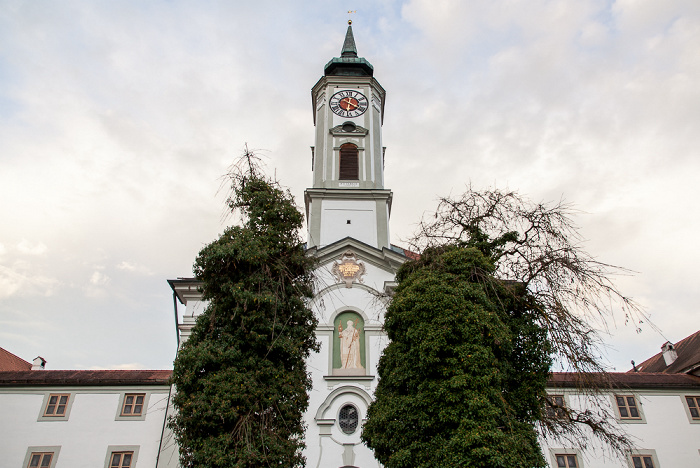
[0,347,31,371]
[634,329,700,374]
[0,370,172,387]
[324,23,374,77]
[549,371,700,389]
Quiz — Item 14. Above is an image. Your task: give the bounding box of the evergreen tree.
[170,154,318,467]
[363,188,642,465]
[362,245,550,468]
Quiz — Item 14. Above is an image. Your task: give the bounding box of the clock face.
[330,90,369,118]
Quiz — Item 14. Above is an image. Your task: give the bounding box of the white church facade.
[171,23,407,468]
[1,23,700,468]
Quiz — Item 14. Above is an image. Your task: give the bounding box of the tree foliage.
[362,245,551,468]
[169,151,318,467]
[364,187,644,465]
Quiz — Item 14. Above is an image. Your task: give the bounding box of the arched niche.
[333,311,365,375]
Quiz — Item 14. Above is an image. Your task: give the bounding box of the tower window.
[338,404,359,434]
[339,143,359,180]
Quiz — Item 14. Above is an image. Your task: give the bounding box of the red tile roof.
[0,347,32,371]
[549,371,700,389]
[634,330,700,374]
[401,248,420,260]
[0,370,172,386]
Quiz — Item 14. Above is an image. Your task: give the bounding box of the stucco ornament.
[331,250,366,288]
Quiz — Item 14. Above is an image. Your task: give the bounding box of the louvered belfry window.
[339,143,359,180]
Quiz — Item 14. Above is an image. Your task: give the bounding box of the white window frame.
[115,392,151,421]
[37,393,75,422]
[549,448,583,468]
[104,446,140,468]
[611,394,646,424]
[628,449,660,468]
[23,446,61,468]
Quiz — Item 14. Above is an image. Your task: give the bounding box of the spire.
[324,21,373,77]
[341,22,358,58]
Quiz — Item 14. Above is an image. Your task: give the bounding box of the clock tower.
[302,23,407,468]
[305,21,392,250]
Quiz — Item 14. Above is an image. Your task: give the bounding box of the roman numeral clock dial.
[330,90,369,118]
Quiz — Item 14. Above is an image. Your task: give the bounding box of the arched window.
[339,143,359,180]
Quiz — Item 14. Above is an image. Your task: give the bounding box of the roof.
[389,244,420,260]
[549,372,700,390]
[634,329,700,374]
[0,369,172,387]
[324,23,374,77]
[0,347,32,371]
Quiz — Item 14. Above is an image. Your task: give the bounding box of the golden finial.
[347,10,356,24]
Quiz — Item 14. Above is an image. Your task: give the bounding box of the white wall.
[319,199,378,248]
[303,253,396,468]
[0,386,171,468]
[540,389,700,467]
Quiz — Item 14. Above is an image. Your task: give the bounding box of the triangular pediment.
[308,236,407,276]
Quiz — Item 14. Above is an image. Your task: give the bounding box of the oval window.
[338,404,359,434]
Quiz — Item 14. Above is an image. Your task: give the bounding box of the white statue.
[338,320,363,370]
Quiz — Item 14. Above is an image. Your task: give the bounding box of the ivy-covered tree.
[362,245,551,468]
[169,152,318,467]
[363,188,644,466]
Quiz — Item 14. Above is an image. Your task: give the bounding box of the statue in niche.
[332,311,365,376]
[339,320,363,370]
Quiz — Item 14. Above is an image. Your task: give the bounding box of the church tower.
[305,21,392,250]
[303,23,406,468]
[169,23,406,468]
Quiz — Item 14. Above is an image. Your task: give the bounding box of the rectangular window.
[27,453,53,468]
[339,144,359,180]
[546,395,567,418]
[109,452,134,468]
[121,394,145,416]
[615,395,641,419]
[631,455,655,468]
[43,394,70,417]
[556,454,579,468]
[686,396,700,419]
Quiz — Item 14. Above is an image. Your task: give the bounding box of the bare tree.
[409,186,653,455]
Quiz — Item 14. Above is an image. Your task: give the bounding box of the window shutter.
[339,144,359,180]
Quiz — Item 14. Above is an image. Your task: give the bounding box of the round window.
[342,122,356,132]
[338,404,359,434]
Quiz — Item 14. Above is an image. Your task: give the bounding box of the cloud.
[89,271,110,286]
[0,0,697,372]
[16,240,48,256]
[83,270,111,298]
[0,263,60,299]
[116,261,153,275]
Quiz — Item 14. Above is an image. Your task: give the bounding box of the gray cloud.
[0,0,697,371]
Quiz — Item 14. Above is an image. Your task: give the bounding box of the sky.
[0,0,698,371]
